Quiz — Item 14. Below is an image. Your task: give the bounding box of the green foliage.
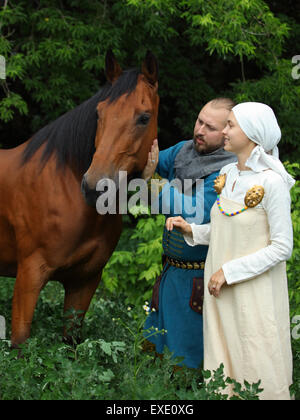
[182,0,289,63]
[102,211,165,306]
[0,0,299,158]
[231,61,300,157]
[285,162,300,319]
[0,92,28,123]
[284,162,300,400]
[202,363,263,400]
[0,283,262,400]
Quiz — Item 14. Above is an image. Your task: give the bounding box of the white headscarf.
[232,102,295,190]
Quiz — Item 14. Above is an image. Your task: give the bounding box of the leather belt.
[166,256,205,270]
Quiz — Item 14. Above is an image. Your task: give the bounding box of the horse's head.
[81,50,159,208]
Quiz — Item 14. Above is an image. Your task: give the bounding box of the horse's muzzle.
[81,174,118,209]
[81,175,101,207]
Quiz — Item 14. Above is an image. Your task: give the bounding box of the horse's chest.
[56,215,122,280]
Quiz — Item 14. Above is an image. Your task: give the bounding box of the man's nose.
[196,123,205,136]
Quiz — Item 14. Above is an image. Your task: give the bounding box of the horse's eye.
[137,113,150,126]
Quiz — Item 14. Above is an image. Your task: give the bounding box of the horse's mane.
[21,68,141,174]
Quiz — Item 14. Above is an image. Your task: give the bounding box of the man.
[142,98,237,369]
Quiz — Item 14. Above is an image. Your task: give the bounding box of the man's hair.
[209,97,235,111]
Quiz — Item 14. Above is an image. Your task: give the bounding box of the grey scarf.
[173,140,237,183]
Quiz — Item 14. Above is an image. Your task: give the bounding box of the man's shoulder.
[159,140,191,164]
[203,170,220,183]
[157,140,191,179]
[161,139,190,154]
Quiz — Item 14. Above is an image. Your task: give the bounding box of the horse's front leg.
[11,255,50,348]
[62,273,102,345]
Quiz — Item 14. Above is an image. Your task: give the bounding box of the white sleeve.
[222,174,293,285]
[183,223,211,246]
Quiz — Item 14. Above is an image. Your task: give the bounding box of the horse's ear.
[141,51,158,86]
[105,50,122,83]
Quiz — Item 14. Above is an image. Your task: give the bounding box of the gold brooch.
[244,185,265,208]
[213,174,226,194]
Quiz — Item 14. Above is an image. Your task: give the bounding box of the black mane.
[21,68,141,174]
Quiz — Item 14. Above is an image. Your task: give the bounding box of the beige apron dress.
[204,195,293,400]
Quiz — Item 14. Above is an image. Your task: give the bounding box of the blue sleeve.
[156,141,187,180]
[152,170,219,224]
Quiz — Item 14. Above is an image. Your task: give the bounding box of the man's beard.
[193,136,225,155]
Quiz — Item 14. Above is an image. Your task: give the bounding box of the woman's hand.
[166,216,192,236]
[141,138,159,181]
[208,268,226,297]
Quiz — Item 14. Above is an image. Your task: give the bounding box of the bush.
[101,211,164,307]
[285,162,300,400]
[1,0,300,159]
[0,284,263,400]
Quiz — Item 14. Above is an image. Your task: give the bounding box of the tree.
[0,0,299,160]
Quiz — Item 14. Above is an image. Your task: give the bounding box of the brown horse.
[0,51,159,347]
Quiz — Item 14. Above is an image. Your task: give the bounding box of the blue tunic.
[143,141,219,368]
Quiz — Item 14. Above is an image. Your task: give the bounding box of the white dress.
[184,162,293,400]
[185,163,294,284]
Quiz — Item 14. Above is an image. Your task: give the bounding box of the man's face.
[193,104,230,154]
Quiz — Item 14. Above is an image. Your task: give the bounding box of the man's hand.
[141,138,159,181]
[166,216,192,236]
[208,268,226,297]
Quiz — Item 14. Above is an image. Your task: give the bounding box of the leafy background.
[0,0,299,400]
[1,0,300,158]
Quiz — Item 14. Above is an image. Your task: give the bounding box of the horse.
[0,50,159,348]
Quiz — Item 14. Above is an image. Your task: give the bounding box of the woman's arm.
[185,223,211,246]
[166,217,211,246]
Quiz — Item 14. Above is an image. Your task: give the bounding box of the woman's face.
[223,111,256,154]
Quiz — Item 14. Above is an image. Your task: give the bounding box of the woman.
[166,102,295,400]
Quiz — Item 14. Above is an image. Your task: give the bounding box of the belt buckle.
[166,256,204,270]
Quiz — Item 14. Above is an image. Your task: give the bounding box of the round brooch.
[244,185,265,207]
[214,174,265,216]
[213,174,226,194]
